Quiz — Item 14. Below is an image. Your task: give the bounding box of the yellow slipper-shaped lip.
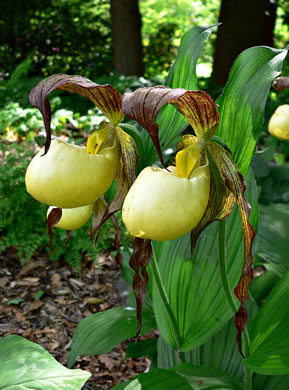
[122,163,210,241]
[26,138,118,208]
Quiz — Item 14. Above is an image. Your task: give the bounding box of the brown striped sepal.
[206,140,255,357]
[122,86,219,165]
[29,74,124,154]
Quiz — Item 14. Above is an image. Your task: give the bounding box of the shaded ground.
[0,248,154,389]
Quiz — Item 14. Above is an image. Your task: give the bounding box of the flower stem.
[218,220,252,390]
[150,246,182,351]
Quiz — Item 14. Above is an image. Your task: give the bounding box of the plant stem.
[218,220,252,390]
[150,246,182,351]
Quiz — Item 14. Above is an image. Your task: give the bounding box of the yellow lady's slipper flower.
[268,104,289,140]
[25,128,118,208]
[47,204,94,230]
[122,146,210,241]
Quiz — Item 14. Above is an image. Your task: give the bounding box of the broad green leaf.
[244,270,289,374]
[171,363,244,390]
[111,369,192,390]
[256,203,289,276]
[67,306,156,368]
[141,25,217,166]
[157,320,243,381]
[151,170,257,352]
[253,373,289,390]
[216,46,288,177]
[157,297,258,381]
[111,364,243,390]
[0,335,90,390]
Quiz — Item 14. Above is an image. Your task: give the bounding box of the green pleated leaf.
[112,364,243,390]
[111,369,192,390]
[29,74,123,154]
[157,320,243,381]
[244,270,289,375]
[256,203,289,276]
[151,170,257,352]
[0,335,90,389]
[216,46,288,176]
[171,363,244,390]
[141,25,217,166]
[157,297,258,381]
[67,306,156,368]
[125,338,158,361]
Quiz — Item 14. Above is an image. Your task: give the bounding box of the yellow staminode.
[176,146,200,179]
[86,126,113,154]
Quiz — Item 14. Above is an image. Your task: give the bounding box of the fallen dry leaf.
[0,277,9,288]
[27,300,44,312]
[51,273,62,288]
[16,277,40,287]
[19,261,43,277]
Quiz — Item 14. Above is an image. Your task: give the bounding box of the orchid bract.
[47,204,94,230]
[268,104,289,140]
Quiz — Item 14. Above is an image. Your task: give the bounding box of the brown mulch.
[0,248,156,389]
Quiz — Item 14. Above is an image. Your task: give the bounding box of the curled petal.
[169,90,219,139]
[122,86,187,164]
[29,74,123,154]
[122,87,218,163]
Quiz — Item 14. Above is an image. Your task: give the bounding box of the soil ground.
[0,248,155,389]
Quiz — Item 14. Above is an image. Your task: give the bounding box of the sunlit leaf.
[216,46,288,176]
[111,363,243,390]
[0,335,90,389]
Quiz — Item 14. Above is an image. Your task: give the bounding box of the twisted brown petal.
[29,74,123,154]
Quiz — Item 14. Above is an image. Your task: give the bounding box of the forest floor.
[0,248,156,389]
